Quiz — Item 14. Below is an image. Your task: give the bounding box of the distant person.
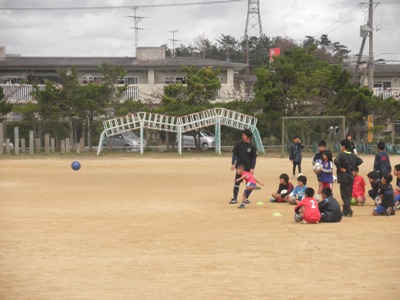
[289,136,304,178]
[235,165,264,209]
[294,187,321,224]
[288,175,307,205]
[229,129,258,205]
[312,140,327,201]
[269,173,294,203]
[372,174,395,216]
[346,133,357,155]
[351,166,366,205]
[373,141,391,176]
[318,187,342,223]
[334,139,363,217]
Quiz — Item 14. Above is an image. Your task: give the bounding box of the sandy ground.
[0,153,399,300]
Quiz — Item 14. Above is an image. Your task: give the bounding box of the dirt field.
[0,153,399,300]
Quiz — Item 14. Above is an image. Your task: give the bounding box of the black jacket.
[232,141,257,171]
[334,151,363,184]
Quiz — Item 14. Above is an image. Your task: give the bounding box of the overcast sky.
[0,0,399,62]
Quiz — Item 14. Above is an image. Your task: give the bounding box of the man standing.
[229,129,258,205]
[289,136,304,178]
[334,139,363,217]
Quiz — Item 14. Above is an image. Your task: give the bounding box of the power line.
[0,0,245,11]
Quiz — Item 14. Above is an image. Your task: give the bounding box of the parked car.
[177,129,215,150]
[2,141,14,151]
[102,131,146,152]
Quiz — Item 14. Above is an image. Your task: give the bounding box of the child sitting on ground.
[351,166,366,205]
[318,187,342,223]
[269,173,294,203]
[393,164,400,209]
[288,175,307,205]
[367,171,381,205]
[235,165,264,209]
[372,174,395,216]
[294,187,321,224]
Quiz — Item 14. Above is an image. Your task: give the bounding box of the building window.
[117,77,138,84]
[0,77,25,84]
[82,75,103,84]
[374,81,391,88]
[164,76,185,84]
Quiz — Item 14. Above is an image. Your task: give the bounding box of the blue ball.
[71,161,81,171]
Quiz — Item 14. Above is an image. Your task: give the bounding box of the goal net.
[281,116,346,156]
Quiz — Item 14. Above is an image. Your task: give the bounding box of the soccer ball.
[313,162,322,172]
[350,198,357,206]
[71,161,81,171]
[333,175,337,183]
[290,194,297,203]
[294,213,303,223]
[280,189,288,195]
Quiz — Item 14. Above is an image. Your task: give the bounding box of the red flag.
[269,48,281,62]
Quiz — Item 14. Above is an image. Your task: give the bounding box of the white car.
[177,129,215,151]
[3,141,14,151]
[102,131,146,152]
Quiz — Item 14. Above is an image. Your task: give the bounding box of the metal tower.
[244,0,263,39]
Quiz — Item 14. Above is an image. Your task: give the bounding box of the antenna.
[168,30,179,57]
[127,7,145,56]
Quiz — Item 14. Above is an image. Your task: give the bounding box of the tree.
[366,96,400,143]
[32,64,127,148]
[184,66,221,106]
[253,44,370,142]
[0,86,13,119]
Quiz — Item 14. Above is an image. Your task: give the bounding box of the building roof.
[345,63,400,75]
[0,56,246,70]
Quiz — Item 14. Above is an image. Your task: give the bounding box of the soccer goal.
[281,116,346,156]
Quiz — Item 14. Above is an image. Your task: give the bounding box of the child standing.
[351,166,366,205]
[270,173,294,203]
[372,174,395,216]
[318,187,342,223]
[312,140,326,201]
[235,165,264,209]
[320,150,334,191]
[288,175,307,205]
[289,136,305,178]
[294,187,321,224]
[373,141,391,176]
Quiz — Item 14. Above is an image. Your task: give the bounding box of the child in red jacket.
[351,166,366,205]
[294,187,321,224]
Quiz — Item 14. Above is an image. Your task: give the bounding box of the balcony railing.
[373,88,400,100]
[1,83,241,103]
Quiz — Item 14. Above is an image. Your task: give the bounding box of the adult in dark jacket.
[229,129,258,204]
[289,136,304,178]
[334,139,363,217]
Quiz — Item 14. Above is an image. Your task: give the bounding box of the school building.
[0,46,248,118]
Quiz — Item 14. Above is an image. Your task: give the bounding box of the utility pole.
[367,0,374,90]
[168,30,179,57]
[128,7,144,56]
[244,0,263,39]
[243,0,263,79]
